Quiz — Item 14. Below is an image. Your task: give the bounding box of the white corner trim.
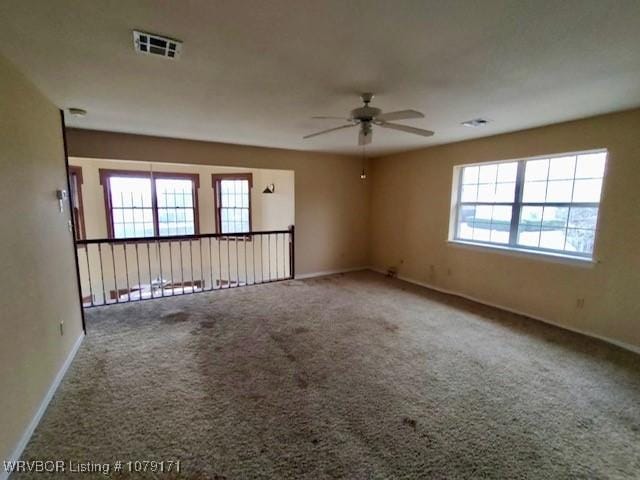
[295,266,370,280]
[2,333,84,480]
[367,267,640,356]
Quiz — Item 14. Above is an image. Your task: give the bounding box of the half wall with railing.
[76,226,294,307]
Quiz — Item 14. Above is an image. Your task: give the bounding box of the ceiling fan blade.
[358,128,372,146]
[311,116,352,120]
[376,109,424,122]
[303,123,356,139]
[377,122,434,137]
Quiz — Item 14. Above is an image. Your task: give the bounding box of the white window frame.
[448,149,607,262]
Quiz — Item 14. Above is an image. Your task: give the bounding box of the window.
[100,169,199,239]
[68,166,86,241]
[212,174,252,234]
[451,150,607,260]
[156,178,197,236]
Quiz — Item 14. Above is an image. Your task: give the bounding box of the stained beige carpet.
[16,271,640,479]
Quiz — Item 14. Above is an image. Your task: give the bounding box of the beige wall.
[67,130,371,276]
[0,56,84,464]
[370,109,640,350]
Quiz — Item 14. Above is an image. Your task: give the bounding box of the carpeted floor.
[16,271,640,479]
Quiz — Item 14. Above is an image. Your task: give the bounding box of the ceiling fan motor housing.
[351,106,382,122]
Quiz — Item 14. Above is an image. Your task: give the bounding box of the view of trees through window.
[454,150,606,258]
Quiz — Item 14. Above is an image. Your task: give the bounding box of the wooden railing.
[76,226,294,307]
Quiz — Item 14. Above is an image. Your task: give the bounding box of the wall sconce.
[263,183,275,194]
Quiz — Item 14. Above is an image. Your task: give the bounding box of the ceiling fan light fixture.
[462,118,490,128]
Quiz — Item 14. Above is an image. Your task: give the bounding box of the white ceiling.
[1,0,639,156]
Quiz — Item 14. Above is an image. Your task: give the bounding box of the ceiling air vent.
[133,30,182,59]
[461,118,490,128]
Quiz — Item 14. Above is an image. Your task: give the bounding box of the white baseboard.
[2,333,84,480]
[368,267,640,355]
[295,266,369,280]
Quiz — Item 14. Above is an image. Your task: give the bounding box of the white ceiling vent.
[133,31,182,59]
[461,118,490,128]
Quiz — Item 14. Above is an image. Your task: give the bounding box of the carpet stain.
[294,326,309,334]
[161,310,190,323]
[384,322,399,333]
[402,417,417,430]
[295,371,309,389]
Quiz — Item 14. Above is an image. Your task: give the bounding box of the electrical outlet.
[576,298,585,309]
[59,321,64,336]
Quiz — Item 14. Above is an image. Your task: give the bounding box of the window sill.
[447,239,598,267]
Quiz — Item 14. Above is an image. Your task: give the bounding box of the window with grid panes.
[100,170,199,239]
[156,178,196,236]
[451,150,607,259]
[212,174,252,234]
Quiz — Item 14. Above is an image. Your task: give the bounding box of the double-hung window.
[451,150,607,260]
[100,169,199,239]
[212,173,252,234]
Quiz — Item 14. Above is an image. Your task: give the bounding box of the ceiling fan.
[303,93,434,146]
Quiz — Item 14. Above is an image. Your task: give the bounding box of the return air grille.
[133,31,182,59]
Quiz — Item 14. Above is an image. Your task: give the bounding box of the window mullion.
[151,174,159,237]
[509,161,526,246]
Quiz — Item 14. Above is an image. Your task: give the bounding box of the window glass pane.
[477,183,495,202]
[539,229,566,250]
[538,207,569,250]
[548,156,576,180]
[565,229,595,254]
[462,166,479,184]
[575,152,606,179]
[522,181,546,202]
[472,206,492,241]
[457,205,475,240]
[497,162,518,182]
[461,184,478,202]
[110,177,152,207]
[572,179,602,202]
[495,182,515,202]
[568,207,598,230]
[479,164,497,184]
[525,159,548,182]
[517,206,543,247]
[490,206,512,244]
[545,180,573,202]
